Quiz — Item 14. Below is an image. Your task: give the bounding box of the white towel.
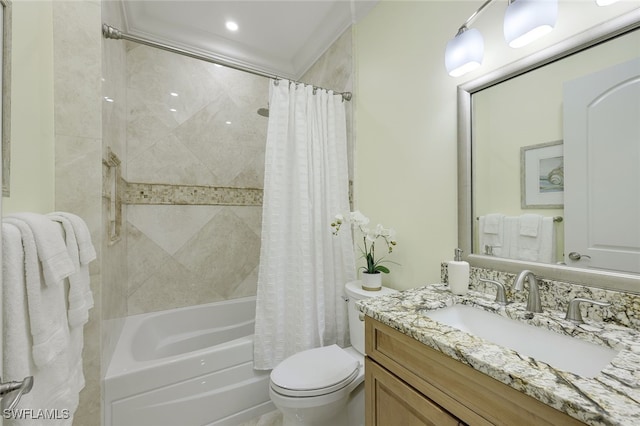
[50,212,96,265]
[47,214,94,328]
[2,218,86,425]
[511,215,556,263]
[46,212,93,416]
[479,214,506,257]
[3,217,71,368]
[519,214,542,237]
[6,212,75,286]
[484,213,504,234]
[538,217,557,263]
[2,223,32,380]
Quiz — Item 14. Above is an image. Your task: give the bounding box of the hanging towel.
[3,217,71,368]
[484,213,504,234]
[479,214,506,257]
[50,211,96,265]
[6,212,75,286]
[538,217,557,263]
[47,213,95,328]
[519,214,542,237]
[511,215,556,263]
[46,212,94,418]
[2,223,32,381]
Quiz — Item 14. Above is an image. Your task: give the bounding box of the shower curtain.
[253,80,356,370]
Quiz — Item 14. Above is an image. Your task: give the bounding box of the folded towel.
[2,218,87,424]
[484,213,504,234]
[50,212,96,265]
[47,214,94,328]
[538,217,557,263]
[6,212,75,286]
[3,217,71,368]
[479,214,506,257]
[511,215,556,263]
[2,223,32,380]
[520,214,542,237]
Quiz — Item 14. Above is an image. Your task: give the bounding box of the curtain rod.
[102,24,352,102]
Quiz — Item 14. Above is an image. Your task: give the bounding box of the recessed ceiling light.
[225,121,232,125]
[170,92,179,97]
[226,21,238,32]
[169,108,177,112]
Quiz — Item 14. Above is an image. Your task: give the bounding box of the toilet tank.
[345,281,397,354]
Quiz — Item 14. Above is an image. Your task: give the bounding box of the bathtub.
[104,296,274,426]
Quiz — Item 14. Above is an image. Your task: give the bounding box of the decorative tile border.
[123,182,263,206]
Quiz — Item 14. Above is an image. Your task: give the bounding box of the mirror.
[1,0,10,197]
[458,10,640,293]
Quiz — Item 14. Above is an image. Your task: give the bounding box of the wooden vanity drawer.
[365,317,585,426]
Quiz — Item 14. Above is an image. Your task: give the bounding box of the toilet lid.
[270,344,360,397]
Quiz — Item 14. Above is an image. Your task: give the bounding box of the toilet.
[269,281,396,426]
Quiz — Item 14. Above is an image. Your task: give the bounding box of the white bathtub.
[104,296,274,426]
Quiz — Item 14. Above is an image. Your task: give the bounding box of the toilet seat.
[270,344,360,397]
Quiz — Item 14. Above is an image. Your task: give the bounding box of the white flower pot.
[361,272,382,291]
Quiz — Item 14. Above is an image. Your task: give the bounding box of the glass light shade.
[504,0,558,48]
[445,28,484,77]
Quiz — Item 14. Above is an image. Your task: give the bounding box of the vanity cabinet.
[365,317,585,426]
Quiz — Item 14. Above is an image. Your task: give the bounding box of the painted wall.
[353,0,640,290]
[3,0,55,214]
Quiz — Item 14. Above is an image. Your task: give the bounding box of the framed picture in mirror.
[520,140,563,209]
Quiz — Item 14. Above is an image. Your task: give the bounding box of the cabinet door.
[366,358,461,426]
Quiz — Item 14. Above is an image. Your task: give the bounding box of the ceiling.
[120,0,379,80]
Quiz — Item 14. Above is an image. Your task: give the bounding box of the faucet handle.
[565,298,611,324]
[479,278,508,305]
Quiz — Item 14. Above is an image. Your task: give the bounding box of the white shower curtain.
[253,80,356,370]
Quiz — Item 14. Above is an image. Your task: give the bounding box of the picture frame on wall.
[1,0,11,197]
[520,140,564,209]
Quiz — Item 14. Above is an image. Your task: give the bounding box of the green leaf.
[375,265,390,274]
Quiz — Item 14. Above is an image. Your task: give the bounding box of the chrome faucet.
[514,270,542,313]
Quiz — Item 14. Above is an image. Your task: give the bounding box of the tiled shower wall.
[124,44,268,314]
[123,28,354,315]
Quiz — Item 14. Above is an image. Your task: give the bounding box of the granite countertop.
[357,284,640,426]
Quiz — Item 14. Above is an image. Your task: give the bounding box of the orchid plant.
[331,211,398,274]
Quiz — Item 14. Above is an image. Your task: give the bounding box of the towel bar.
[476,215,562,223]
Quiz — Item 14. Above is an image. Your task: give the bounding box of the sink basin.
[425,304,618,378]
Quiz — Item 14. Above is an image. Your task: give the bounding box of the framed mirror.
[1,0,11,197]
[457,9,640,293]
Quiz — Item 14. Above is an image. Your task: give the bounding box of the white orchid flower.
[349,210,369,226]
[330,210,398,273]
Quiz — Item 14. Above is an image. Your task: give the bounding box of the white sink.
[425,304,618,378]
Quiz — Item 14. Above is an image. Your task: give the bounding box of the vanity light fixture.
[504,0,558,48]
[445,0,558,77]
[445,0,493,77]
[445,27,484,77]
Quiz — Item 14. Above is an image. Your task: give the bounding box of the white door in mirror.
[564,57,640,274]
